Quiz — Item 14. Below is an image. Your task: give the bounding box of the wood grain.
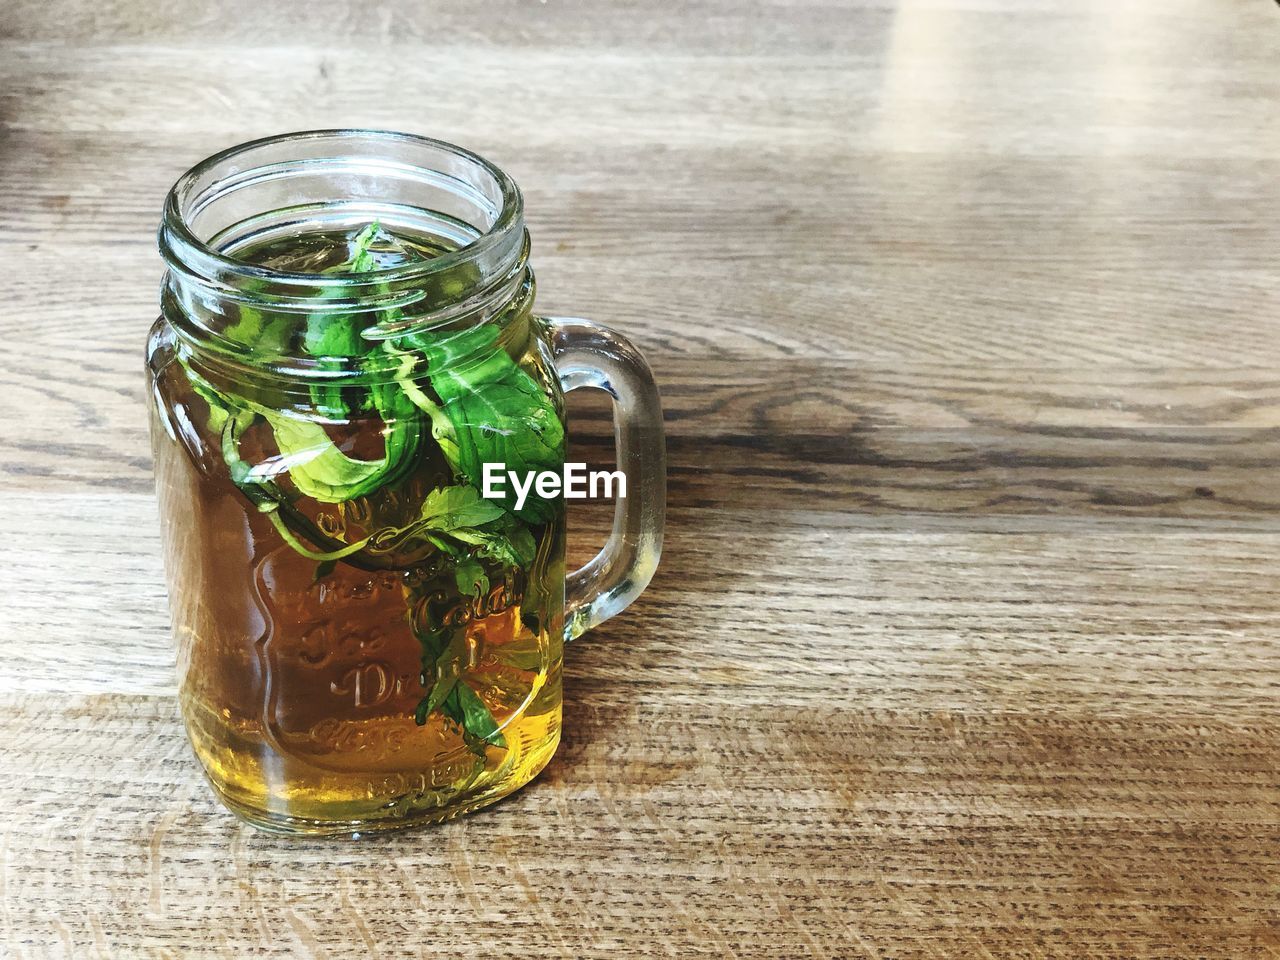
[2,0,1279,956]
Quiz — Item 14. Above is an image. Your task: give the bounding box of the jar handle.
[548,317,666,641]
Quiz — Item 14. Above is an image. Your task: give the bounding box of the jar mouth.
[158,130,535,377]
[158,129,524,292]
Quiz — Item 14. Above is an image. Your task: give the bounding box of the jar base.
[205,732,560,838]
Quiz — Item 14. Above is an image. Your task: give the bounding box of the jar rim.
[159,129,524,289]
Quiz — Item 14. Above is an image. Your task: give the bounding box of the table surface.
[3,1,1280,956]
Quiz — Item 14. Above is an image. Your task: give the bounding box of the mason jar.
[146,130,665,835]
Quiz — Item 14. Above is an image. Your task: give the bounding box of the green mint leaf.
[448,529,512,565]
[345,222,382,274]
[450,681,507,749]
[224,306,294,355]
[398,325,565,522]
[414,687,442,726]
[416,676,457,725]
[505,524,537,567]
[304,222,387,415]
[425,533,464,557]
[367,375,425,490]
[252,411,389,503]
[419,485,507,531]
[454,557,489,598]
[417,628,466,725]
[188,374,231,434]
[216,383,423,507]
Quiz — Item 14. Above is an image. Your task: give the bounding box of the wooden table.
[3,1,1279,956]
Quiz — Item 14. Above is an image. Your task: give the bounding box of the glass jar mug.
[146,130,665,835]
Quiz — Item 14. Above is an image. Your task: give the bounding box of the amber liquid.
[148,228,564,834]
